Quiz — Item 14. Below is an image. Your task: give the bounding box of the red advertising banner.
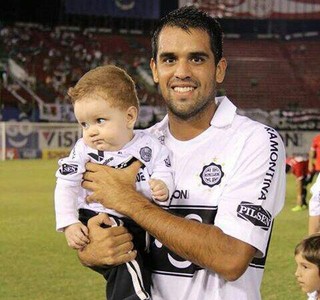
[179,0,320,19]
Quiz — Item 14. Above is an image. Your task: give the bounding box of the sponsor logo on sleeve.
[200,162,224,188]
[59,163,78,175]
[237,201,272,231]
[140,146,152,162]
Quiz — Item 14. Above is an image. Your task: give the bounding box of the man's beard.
[166,89,216,121]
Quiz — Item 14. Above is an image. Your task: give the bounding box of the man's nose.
[174,60,191,79]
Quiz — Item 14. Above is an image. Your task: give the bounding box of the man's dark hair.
[151,5,224,65]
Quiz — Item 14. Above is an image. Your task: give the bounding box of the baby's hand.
[149,179,169,202]
[64,222,89,250]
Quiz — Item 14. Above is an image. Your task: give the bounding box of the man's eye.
[97,118,106,124]
[191,57,204,63]
[163,58,175,64]
[80,122,89,129]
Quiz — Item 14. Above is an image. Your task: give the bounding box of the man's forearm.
[309,215,320,235]
[119,190,255,281]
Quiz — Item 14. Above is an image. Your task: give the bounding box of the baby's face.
[295,253,320,294]
[74,95,133,152]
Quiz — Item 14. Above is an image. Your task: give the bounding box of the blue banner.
[65,0,160,19]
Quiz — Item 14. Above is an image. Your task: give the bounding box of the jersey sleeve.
[137,131,175,204]
[214,125,286,257]
[54,139,88,231]
[150,141,175,203]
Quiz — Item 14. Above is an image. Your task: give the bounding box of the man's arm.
[309,215,320,235]
[82,162,256,281]
[308,148,315,173]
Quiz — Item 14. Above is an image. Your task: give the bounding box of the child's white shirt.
[308,291,318,300]
[54,130,174,231]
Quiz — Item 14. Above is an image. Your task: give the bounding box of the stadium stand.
[0,0,319,125]
[221,39,316,110]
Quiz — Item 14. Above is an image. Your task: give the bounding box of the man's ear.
[126,106,138,129]
[216,58,227,84]
[150,58,159,83]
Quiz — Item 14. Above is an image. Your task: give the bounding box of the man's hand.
[82,160,142,212]
[78,213,137,267]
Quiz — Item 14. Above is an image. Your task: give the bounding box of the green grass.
[0,160,311,299]
[0,160,105,300]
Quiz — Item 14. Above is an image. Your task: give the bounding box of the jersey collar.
[156,96,237,133]
[210,96,237,128]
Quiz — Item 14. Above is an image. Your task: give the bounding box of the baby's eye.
[97,118,106,124]
[80,122,89,129]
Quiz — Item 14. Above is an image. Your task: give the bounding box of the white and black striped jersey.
[55,130,174,231]
[147,97,286,300]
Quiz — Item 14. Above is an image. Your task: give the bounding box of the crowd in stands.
[0,23,319,124]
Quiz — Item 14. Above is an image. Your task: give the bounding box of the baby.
[54,65,174,300]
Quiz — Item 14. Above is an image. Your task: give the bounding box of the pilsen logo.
[200,162,224,188]
[60,163,78,175]
[237,202,272,231]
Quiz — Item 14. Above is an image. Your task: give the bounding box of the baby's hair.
[295,234,320,272]
[68,65,139,111]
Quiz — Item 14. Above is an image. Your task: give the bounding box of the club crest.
[140,146,152,162]
[200,162,224,188]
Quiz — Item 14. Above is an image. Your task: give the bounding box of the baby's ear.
[126,106,138,129]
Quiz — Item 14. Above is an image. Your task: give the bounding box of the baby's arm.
[64,222,89,250]
[149,179,169,202]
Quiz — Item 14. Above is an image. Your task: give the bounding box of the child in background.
[54,65,175,300]
[294,234,320,300]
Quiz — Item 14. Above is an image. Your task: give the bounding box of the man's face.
[150,26,226,121]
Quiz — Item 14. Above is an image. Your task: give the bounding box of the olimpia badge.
[140,146,152,162]
[200,162,224,188]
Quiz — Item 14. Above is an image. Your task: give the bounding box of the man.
[78,6,286,300]
[286,156,310,212]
